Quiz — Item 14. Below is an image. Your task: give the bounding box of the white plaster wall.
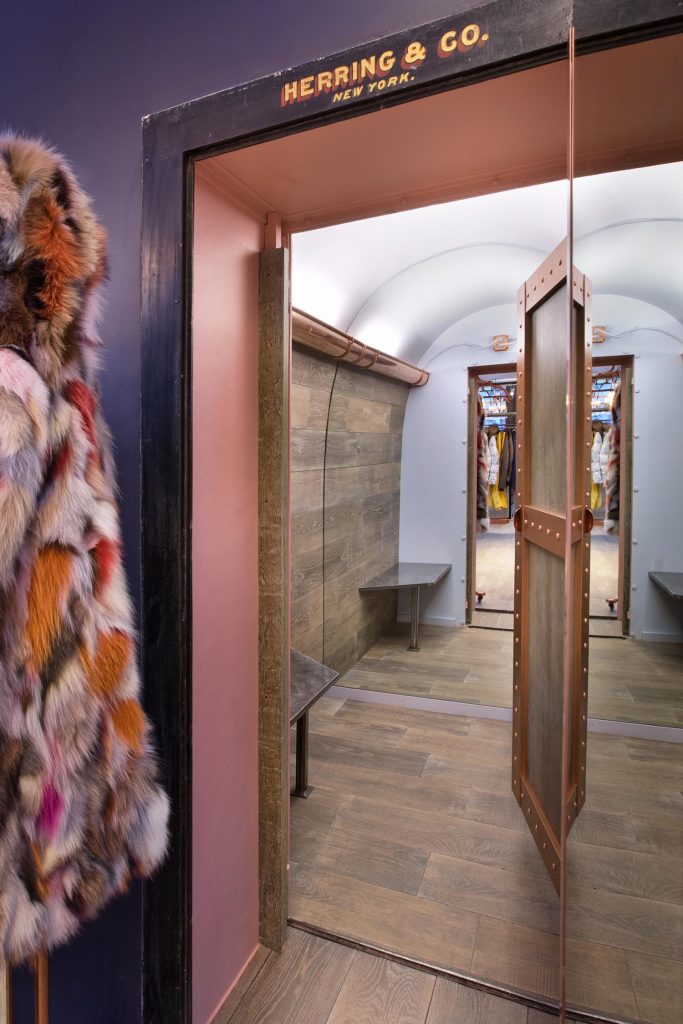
[398,304,517,625]
[593,298,683,642]
[398,296,683,641]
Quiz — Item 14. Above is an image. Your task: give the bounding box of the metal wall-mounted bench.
[290,648,339,799]
[649,571,683,625]
[359,562,451,651]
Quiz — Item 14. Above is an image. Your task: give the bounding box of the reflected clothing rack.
[481,377,517,520]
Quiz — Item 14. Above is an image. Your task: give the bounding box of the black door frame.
[140,3,683,1021]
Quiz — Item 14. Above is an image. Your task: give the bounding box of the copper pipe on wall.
[291,308,429,387]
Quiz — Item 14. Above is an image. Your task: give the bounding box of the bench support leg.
[293,712,312,798]
[408,586,421,651]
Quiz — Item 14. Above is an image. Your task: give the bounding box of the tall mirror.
[287,50,571,1011]
[566,30,683,1022]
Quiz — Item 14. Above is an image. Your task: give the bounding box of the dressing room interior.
[283,187,682,1024]
[281,41,681,1024]
[187,30,682,1024]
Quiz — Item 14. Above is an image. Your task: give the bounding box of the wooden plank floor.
[289,698,683,1024]
[340,624,683,725]
[216,927,567,1023]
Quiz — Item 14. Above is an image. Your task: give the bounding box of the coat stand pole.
[35,953,48,1024]
[1,962,12,1024]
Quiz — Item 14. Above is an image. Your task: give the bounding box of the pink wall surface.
[192,168,262,1024]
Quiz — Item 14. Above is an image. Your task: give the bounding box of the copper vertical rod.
[35,953,48,1024]
[2,963,12,1024]
[559,24,577,1024]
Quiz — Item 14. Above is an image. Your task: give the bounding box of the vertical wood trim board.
[258,248,290,950]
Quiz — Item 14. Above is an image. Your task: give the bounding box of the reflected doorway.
[469,359,632,639]
[474,368,517,621]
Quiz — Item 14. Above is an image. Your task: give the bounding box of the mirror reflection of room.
[475,365,623,637]
[572,162,683,730]
[564,34,683,1021]
[290,163,682,726]
[286,158,682,1021]
[288,176,568,1007]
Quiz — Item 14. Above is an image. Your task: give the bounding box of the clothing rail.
[292,308,429,387]
[1,953,48,1023]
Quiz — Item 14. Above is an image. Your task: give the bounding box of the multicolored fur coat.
[605,383,621,533]
[476,396,490,530]
[0,136,169,963]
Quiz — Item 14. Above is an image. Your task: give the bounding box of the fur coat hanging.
[476,396,490,530]
[591,427,603,484]
[0,136,169,963]
[604,383,621,533]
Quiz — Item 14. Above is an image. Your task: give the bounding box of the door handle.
[583,507,594,533]
[514,507,523,533]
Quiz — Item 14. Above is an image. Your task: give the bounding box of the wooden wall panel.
[324,363,408,676]
[290,344,336,662]
[290,345,408,674]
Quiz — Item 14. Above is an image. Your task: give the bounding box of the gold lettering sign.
[280,24,490,108]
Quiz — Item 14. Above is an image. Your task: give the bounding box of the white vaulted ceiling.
[291,163,683,364]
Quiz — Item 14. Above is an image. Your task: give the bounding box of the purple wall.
[4,1,481,1020]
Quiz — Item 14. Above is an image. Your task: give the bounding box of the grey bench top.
[290,648,339,725]
[649,571,683,600]
[359,562,451,592]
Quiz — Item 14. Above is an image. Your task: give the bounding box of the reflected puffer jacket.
[477,397,490,530]
[488,432,499,486]
[591,429,603,484]
[0,136,169,963]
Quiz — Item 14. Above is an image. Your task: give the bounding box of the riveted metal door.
[512,240,592,892]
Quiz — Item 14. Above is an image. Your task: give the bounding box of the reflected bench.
[359,562,451,652]
[290,648,339,799]
[649,572,683,626]
[649,571,683,602]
